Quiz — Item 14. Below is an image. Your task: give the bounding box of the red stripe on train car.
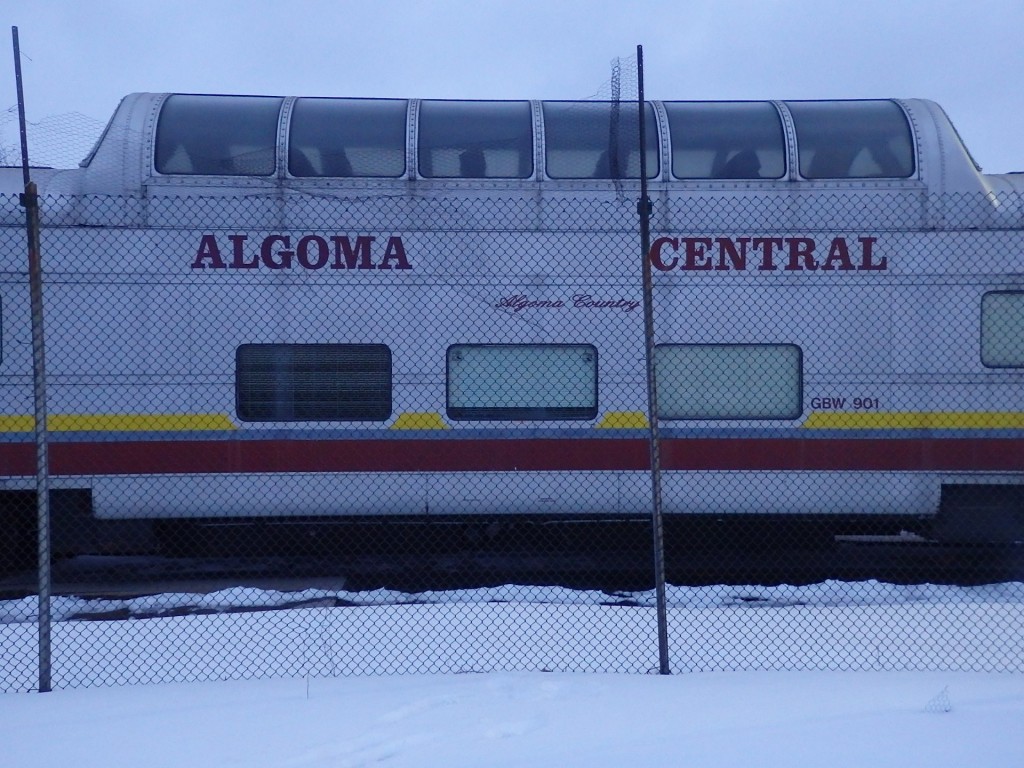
[2,437,1024,475]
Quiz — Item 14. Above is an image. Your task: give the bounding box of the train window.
[655,344,802,420]
[155,94,283,176]
[786,100,915,179]
[446,344,598,420]
[542,101,659,179]
[664,101,785,180]
[289,98,407,177]
[236,344,392,421]
[417,101,533,178]
[981,292,1024,368]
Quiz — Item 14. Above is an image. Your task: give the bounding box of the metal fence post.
[636,45,670,675]
[13,26,53,693]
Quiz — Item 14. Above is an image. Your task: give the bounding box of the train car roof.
[10,92,1023,203]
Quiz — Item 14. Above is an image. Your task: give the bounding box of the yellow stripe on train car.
[596,411,649,429]
[390,412,450,430]
[803,411,1024,430]
[0,413,237,432]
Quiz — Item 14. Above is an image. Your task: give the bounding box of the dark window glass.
[542,101,659,179]
[289,98,407,177]
[418,101,533,178]
[237,344,392,421]
[664,101,785,179]
[447,344,598,420]
[155,94,283,176]
[787,100,914,179]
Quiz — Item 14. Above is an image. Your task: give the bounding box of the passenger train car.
[1,93,1023,561]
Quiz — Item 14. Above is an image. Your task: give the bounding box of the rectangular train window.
[664,101,786,180]
[981,292,1024,367]
[656,344,802,420]
[542,101,659,179]
[786,100,914,179]
[236,344,392,421]
[417,100,533,179]
[289,98,407,177]
[155,94,283,176]
[447,344,598,420]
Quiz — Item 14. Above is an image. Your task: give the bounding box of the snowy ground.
[2,581,1023,766]
[3,670,1023,767]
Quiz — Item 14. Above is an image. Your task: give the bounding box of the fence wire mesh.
[1,185,1023,691]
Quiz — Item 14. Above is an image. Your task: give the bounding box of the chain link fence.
[0,185,1022,692]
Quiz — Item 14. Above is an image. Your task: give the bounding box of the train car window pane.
[289,98,407,177]
[447,344,598,420]
[786,100,914,179]
[982,292,1024,367]
[656,344,802,419]
[418,101,533,178]
[543,101,659,179]
[155,95,283,176]
[664,102,785,179]
[236,344,392,421]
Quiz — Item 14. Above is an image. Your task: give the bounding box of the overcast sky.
[3,0,1023,173]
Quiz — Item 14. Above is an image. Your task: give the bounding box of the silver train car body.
[1,93,1023,541]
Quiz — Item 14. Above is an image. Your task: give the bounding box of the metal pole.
[13,28,30,189]
[13,26,53,693]
[636,45,670,674]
